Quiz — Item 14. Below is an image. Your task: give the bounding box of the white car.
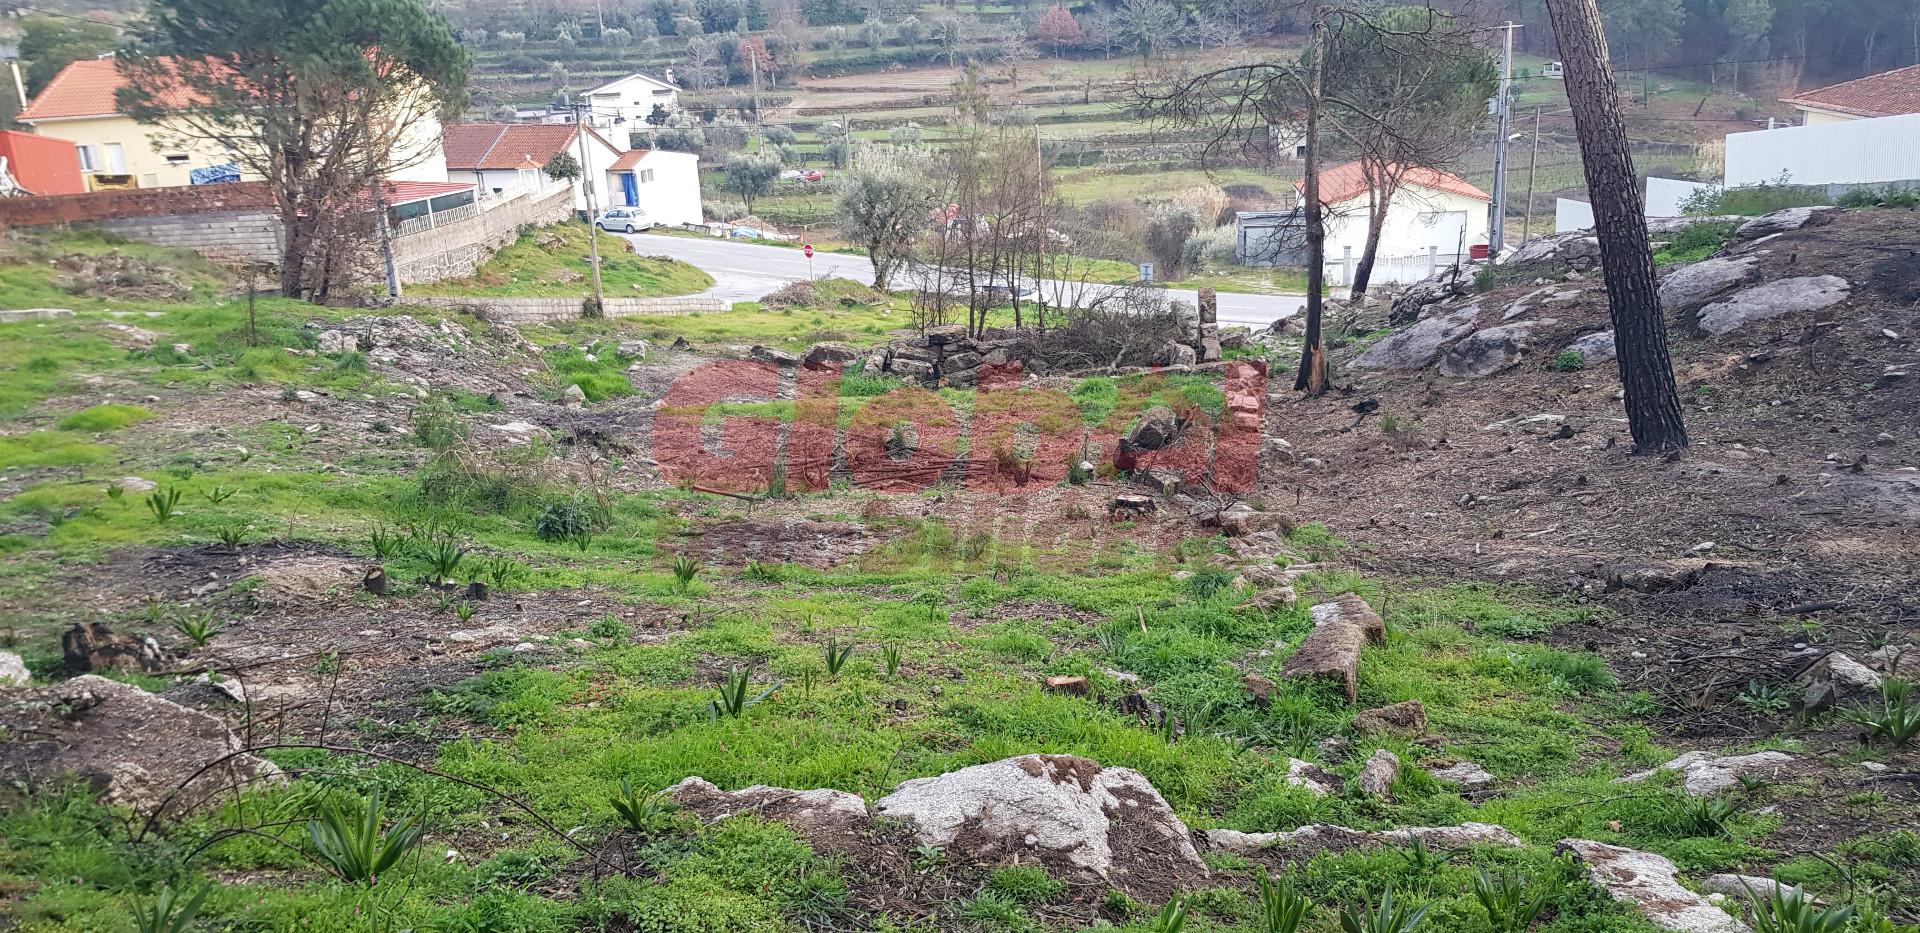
[593,208,651,233]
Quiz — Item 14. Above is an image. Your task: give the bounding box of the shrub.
[58,403,154,432]
[307,789,424,885]
[533,500,598,541]
[1653,221,1738,266]
[1551,351,1586,372]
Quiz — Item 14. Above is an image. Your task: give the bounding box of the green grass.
[56,403,154,433]
[0,431,109,470]
[409,220,715,299]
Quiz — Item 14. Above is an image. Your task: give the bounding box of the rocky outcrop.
[1695,276,1851,336]
[0,675,284,811]
[1281,594,1387,702]
[1557,839,1749,933]
[1206,821,1522,856]
[1734,206,1836,240]
[1659,256,1762,312]
[1439,321,1547,378]
[1617,750,1795,797]
[749,345,801,366]
[1388,270,1472,325]
[1506,233,1602,273]
[1354,306,1480,370]
[667,776,871,851]
[872,754,1207,895]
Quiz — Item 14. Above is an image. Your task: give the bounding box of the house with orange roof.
[16,57,450,193]
[605,148,702,226]
[1782,64,1920,125]
[1239,160,1490,284]
[443,123,624,214]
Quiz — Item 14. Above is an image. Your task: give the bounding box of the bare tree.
[1546,0,1689,452]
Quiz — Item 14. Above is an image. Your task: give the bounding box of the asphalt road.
[618,231,1306,329]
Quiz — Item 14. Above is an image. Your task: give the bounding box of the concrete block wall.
[97,211,283,264]
[408,294,728,323]
[0,182,275,226]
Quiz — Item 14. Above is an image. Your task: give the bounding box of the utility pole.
[1521,106,1541,244]
[749,49,761,145]
[573,104,606,316]
[371,178,401,299]
[1489,21,1522,257]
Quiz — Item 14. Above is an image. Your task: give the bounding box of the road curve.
[617,231,1306,329]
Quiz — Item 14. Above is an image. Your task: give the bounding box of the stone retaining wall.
[97,211,283,264]
[390,184,573,285]
[407,294,729,323]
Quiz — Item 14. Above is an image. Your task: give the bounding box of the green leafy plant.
[610,779,679,835]
[307,789,424,885]
[671,554,701,590]
[1341,888,1429,933]
[369,526,402,560]
[215,525,247,549]
[1185,568,1234,601]
[743,560,786,583]
[146,486,183,524]
[454,602,475,623]
[1668,793,1747,837]
[1551,351,1586,372]
[1394,835,1462,886]
[1473,869,1548,933]
[823,636,855,677]
[107,483,125,503]
[1742,881,1852,933]
[882,642,902,678]
[434,591,458,615]
[172,611,221,648]
[1257,873,1311,933]
[130,883,210,933]
[1737,680,1791,714]
[708,667,781,719]
[1848,678,1920,746]
[587,615,626,639]
[481,556,523,589]
[569,528,594,552]
[202,485,236,504]
[424,534,467,585]
[1149,895,1190,933]
[533,501,595,542]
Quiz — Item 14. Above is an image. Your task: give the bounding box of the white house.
[578,72,682,147]
[606,148,703,226]
[1281,160,1491,285]
[442,123,624,213]
[1781,64,1920,125]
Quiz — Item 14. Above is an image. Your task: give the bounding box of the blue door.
[621,172,639,207]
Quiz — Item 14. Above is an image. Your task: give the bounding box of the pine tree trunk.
[1545,0,1689,453]
[1293,12,1329,396]
[1349,188,1391,300]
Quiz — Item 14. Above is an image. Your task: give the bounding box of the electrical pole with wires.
[573,102,606,316]
[1489,21,1522,257]
[1521,105,1541,245]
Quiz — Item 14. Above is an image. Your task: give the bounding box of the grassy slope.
[0,236,1913,933]
[408,220,715,299]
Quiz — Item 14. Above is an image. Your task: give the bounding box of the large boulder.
[1734,206,1836,240]
[1617,750,1795,797]
[1506,233,1603,272]
[1796,652,1883,713]
[802,342,862,367]
[750,345,801,366]
[0,650,28,687]
[1563,330,1618,365]
[1659,256,1761,312]
[1439,321,1546,378]
[1354,306,1480,371]
[872,754,1207,895]
[1557,839,1749,933]
[1388,272,1469,325]
[1127,405,1184,451]
[666,776,871,852]
[1695,276,1851,336]
[0,675,284,811]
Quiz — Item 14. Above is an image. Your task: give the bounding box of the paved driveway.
[617,231,1306,329]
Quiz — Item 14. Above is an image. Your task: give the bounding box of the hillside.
[0,205,1915,931]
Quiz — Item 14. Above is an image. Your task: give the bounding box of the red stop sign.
[804,244,814,258]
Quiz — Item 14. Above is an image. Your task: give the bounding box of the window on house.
[640,169,654,183]
[77,145,99,172]
[164,154,190,164]
[102,143,126,173]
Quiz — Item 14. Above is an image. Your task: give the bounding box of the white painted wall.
[1645,176,1712,216]
[1555,198,1596,233]
[1726,112,1920,187]
[609,150,703,226]
[1313,184,1488,283]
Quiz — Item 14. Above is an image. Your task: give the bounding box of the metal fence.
[394,201,479,238]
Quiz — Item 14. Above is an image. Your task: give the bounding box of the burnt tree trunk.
[1294,11,1330,396]
[1349,186,1393,300]
[1545,0,1689,453]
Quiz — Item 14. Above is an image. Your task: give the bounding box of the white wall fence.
[1727,113,1920,188]
[1320,246,1464,286]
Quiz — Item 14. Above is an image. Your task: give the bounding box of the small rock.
[1044,675,1090,695]
[1351,700,1428,736]
[1559,839,1748,933]
[1284,757,1339,796]
[750,345,800,366]
[1356,748,1400,798]
[1242,673,1277,704]
[1126,406,1183,451]
[1797,652,1883,713]
[1617,750,1794,797]
[562,384,587,404]
[1431,761,1496,791]
[0,650,29,687]
[1700,875,1800,902]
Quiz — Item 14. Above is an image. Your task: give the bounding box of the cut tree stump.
[1280,594,1386,702]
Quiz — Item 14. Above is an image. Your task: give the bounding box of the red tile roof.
[444,123,601,171]
[17,57,207,122]
[379,180,475,205]
[609,149,656,171]
[1296,160,1490,206]
[1782,64,1920,118]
